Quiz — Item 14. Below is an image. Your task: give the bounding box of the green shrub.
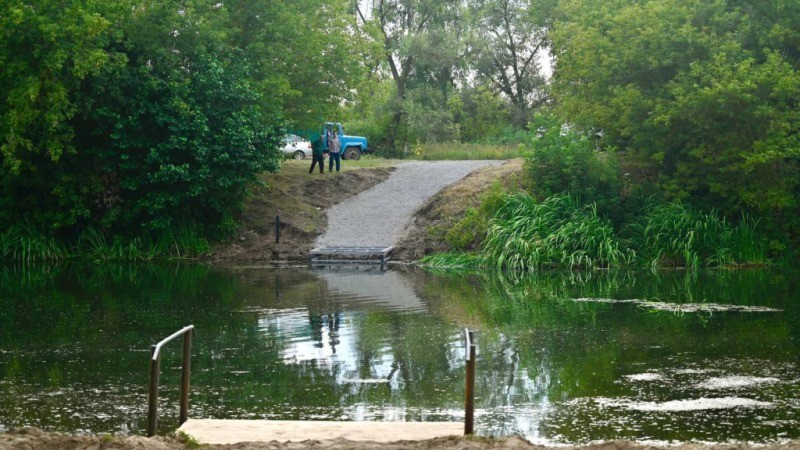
[443,183,510,250]
[524,113,621,220]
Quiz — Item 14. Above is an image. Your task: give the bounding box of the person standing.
[309,135,325,174]
[328,130,341,173]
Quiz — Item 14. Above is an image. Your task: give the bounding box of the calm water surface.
[0,263,798,444]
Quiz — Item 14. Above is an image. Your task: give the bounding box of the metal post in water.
[179,329,193,425]
[147,345,160,437]
[275,215,280,244]
[464,329,476,435]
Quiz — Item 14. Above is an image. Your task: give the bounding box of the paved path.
[316,160,503,248]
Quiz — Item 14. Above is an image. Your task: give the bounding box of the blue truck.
[321,122,368,160]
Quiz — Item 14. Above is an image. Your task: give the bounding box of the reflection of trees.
[5,264,799,438]
[0,262,244,433]
[413,266,800,435]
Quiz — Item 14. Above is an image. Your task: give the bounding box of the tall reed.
[2,224,211,262]
[481,194,631,270]
[626,202,767,267]
[0,224,66,263]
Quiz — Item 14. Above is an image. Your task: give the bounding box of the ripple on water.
[624,373,664,382]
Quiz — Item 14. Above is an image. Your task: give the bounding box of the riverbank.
[210,159,396,262]
[211,158,522,263]
[4,428,800,450]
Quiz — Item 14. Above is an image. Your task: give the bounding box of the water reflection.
[0,263,798,444]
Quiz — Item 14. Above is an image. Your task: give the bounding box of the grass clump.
[627,202,767,267]
[421,194,768,272]
[482,194,631,270]
[1,224,211,262]
[0,224,65,262]
[407,142,523,160]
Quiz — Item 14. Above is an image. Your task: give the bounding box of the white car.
[281,134,313,159]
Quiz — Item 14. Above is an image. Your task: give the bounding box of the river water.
[0,263,798,444]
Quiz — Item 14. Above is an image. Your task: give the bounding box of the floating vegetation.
[596,396,772,411]
[624,373,664,382]
[571,297,782,313]
[340,378,391,384]
[697,376,781,390]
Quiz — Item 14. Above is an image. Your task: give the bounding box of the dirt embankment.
[4,428,800,450]
[394,159,525,261]
[211,159,524,263]
[211,161,395,262]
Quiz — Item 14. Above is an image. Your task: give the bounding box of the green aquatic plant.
[0,224,66,262]
[419,252,482,270]
[1,224,210,262]
[627,202,767,267]
[481,194,632,270]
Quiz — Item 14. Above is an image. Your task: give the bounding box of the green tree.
[0,0,283,237]
[357,0,466,147]
[225,0,374,130]
[551,0,800,236]
[470,0,555,127]
[0,0,128,229]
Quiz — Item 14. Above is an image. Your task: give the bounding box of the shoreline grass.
[397,142,524,160]
[420,193,770,272]
[0,224,211,262]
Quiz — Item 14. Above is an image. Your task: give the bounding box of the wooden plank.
[178,419,463,444]
[311,258,390,265]
[310,246,394,257]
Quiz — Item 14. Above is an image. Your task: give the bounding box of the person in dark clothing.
[309,136,325,174]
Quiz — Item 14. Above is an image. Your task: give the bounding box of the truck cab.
[322,122,368,160]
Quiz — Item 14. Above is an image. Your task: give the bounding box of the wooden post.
[147,345,160,437]
[179,329,193,425]
[465,330,476,435]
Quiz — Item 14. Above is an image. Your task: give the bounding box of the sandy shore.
[3,428,800,450]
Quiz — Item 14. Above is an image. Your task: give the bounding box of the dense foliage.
[525,113,621,220]
[0,0,364,250]
[348,0,553,150]
[422,192,767,271]
[3,0,799,262]
[550,0,800,249]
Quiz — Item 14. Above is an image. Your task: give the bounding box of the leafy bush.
[0,0,284,241]
[525,113,622,220]
[442,183,509,250]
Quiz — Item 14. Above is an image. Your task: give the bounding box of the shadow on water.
[0,262,799,443]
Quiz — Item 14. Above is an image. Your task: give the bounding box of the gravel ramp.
[316,160,503,248]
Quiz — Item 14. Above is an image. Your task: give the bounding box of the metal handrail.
[148,325,194,437]
[464,328,476,435]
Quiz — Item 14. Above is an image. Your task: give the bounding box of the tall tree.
[358,0,465,147]
[227,0,374,129]
[470,0,555,127]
